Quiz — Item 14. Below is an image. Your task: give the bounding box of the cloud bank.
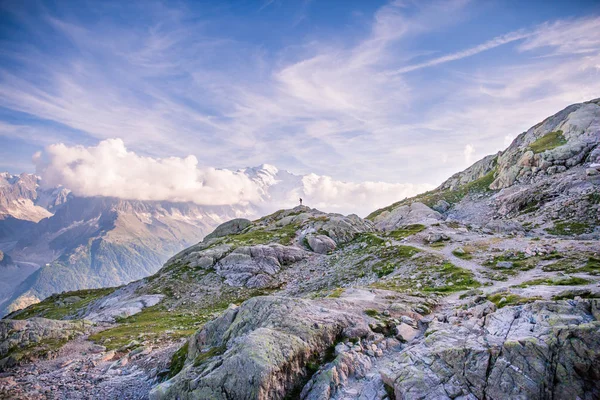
[34,139,433,216]
[34,139,262,206]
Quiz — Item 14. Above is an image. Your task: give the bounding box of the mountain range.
[0,165,308,316]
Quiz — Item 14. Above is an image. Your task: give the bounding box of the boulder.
[306,234,336,254]
[394,323,419,342]
[373,202,442,231]
[216,244,307,288]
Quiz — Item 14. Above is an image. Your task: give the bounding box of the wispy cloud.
[0,0,599,194]
[388,30,532,75]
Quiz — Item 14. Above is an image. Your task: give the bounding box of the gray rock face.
[216,245,307,288]
[0,318,86,370]
[490,102,600,190]
[306,234,336,254]
[83,282,164,323]
[483,219,524,234]
[150,296,372,400]
[0,318,86,357]
[204,218,252,241]
[439,153,499,192]
[373,202,442,231]
[380,300,600,400]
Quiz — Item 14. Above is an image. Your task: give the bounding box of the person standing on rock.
[299,198,303,206]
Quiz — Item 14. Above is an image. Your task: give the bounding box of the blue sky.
[1,0,600,190]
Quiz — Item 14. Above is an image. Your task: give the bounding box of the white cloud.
[34,139,433,216]
[35,139,262,206]
[300,173,433,216]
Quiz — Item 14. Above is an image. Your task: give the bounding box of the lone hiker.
[299,198,303,206]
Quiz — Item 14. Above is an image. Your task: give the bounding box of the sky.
[1,0,600,213]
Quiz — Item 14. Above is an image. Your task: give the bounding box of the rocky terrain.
[0,99,599,399]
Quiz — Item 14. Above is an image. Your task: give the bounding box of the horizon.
[1,0,600,214]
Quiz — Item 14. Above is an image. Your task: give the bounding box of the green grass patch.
[487,292,541,308]
[1,337,71,368]
[546,221,593,236]
[327,288,345,298]
[372,259,481,294]
[89,305,205,351]
[452,249,473,260]
[193,345,226,367]
[371,245,421,278]
[513,276,591,288]
[364,309,379,317]
[542,257,600,275]
[167,341,189,379]
[484,252,539,275]
[552,290,600,301]
[529,130,566,153]
[387,224,426,240]
[583,257,600,274]
[11,287,118,320]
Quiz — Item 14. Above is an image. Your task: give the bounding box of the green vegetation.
[371,245,421,278]
[588,192,600,205]
[542,256,600,275]
[487,292,541,308]
[2,337,71,366]
[367,166,497,220]
[193,345,226,367]
[546,221,593,236]
[387,224,426,240]
[350,233,385,247]
[11,287,118,320]
[529,130,566,153]
[168,342,189,379]
[552,290,600,301]
[584,257,600,274]
[452,248,473,260]
[228,222,301,246]
[364,309,379,317]
[513,276,591,288]
[327,288,345,298]
[484,251,539,276]
[89,286,275,351]
[372,257,481,294]
[89,305,207,351]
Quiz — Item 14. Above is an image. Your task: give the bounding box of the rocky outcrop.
[373,99,600,235]
[372,202,442,231]
[150,296,372,400]
[216,245,307,288]
[204,218,252,241]
[0,251,12,267]
[489,101,599,190]
[381,299,600,400]
[83,282,163,323]
[0,318,86,370]
[0,318,86,357]
[438,154,498,192]
[151,291,432,400]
